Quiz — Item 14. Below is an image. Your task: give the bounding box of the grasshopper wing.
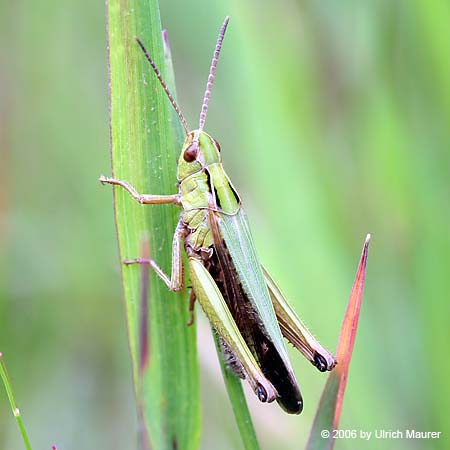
[211,209,303,414]
[188,257,277,403]
[263,267,336,372]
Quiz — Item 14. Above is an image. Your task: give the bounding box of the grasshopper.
[100,17,336,414]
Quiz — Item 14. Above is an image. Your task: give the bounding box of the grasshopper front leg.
[99,175,181,205]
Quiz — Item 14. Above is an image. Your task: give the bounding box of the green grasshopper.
[100,17,335,414]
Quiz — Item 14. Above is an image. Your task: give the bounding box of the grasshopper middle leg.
[125,219,187,292]
[100,175,187,291]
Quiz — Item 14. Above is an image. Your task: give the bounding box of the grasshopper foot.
[99,175,111,185]
[123,257,151,266]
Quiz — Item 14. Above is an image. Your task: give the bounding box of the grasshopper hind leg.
[313,353,329,372]
[262,266,337,372]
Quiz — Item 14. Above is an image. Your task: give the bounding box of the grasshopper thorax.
[177,130,221,181]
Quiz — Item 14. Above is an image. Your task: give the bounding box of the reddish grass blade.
[138,239,151,377]
[136,239,152,450]
[306,234,371,450]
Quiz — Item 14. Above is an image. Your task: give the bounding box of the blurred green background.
[1,0,449,449]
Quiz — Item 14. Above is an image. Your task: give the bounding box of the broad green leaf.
[306,235,371,450]
[106,1,200,449]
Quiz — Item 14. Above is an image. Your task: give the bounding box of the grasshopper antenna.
[135,37,190,136]
[198,16,230,131]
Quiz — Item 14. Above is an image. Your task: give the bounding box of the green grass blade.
[106,1,200,449]
[306,235,371,450]
[0,353,32,450]
[213,335,261,450]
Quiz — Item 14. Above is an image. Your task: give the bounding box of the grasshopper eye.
[183,143,199,162]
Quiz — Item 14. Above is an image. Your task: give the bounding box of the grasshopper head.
[177,130,221,180]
